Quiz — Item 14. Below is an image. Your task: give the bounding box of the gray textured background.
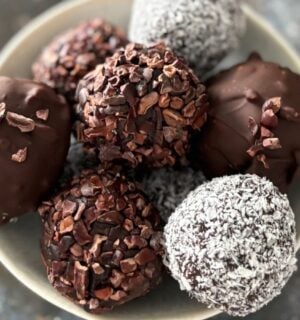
[0,0,299,319]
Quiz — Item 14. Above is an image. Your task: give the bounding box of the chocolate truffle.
[142,167,206,222]
[32,19,127,104]
[39,165,164,313]
[75,42,208,168]
[164,174,297,317]
[193,54,300,192]
[129,0,246,74]
[0,77,71,224]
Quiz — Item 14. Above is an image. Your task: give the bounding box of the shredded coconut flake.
[129,0,246,74]
[164,174,297,317]
[143,167,206,222]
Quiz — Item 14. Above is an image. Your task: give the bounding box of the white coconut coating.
[129,0,246,74]
[164,174,297,317]
[143,167,206,222]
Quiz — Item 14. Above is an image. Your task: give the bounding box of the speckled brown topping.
[39,165,164,313]
[32,19,128,104]
[75,42,208,168]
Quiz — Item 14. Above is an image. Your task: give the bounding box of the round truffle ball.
[32,19,127,104]
[75,42,209,168]
[39,165,164,313]
[142,167,206,222]
[129,0,246,74]
[193,54,300,193]
[164,174,297,317]
[0,76,71,224]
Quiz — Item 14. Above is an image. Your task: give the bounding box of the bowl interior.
[0,1,299,320]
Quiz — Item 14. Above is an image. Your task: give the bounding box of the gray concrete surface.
[0,0,299,319]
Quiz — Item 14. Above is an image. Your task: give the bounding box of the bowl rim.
[0,1,299,320]
[1,1,300,73]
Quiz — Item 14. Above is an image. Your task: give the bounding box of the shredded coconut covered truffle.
[164,174,297,317]
[129,0,246,74]
[143,167,206,222]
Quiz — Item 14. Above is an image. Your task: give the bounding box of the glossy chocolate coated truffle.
[193,54,300,192]
[164,174,297,317]
[0,77,71,223]
[75,42,208,168]
[32,19,127,104]
[39,165,164,313]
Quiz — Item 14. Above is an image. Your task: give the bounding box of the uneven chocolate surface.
[39,165,164,313]
[0,76,71,223]
[32,19,127,104]
[75,42,209,168]
[193,54,300,192]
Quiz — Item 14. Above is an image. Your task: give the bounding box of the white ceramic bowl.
[0,1,299,320]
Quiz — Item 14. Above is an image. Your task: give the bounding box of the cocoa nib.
[246,97,283,166]
[262,138,282,150]
[163,109,185,127]
[257,154,269,169]
[94,287,113,301]
[138,92,159,115]
[262,97,282,113]
[6,112,35,133]
[11,147,28,163]
[247,144,263,158]
[261,109,278,128]
[74,261,88,300]
[59,216,74,234]
[248,117,258,136]
[36,109,49,121]
[0,102,6,121]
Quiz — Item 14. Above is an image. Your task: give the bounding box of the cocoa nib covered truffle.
[0,77,71,224]
[193,54,300,192]
[39,166,164,313]
[75,42,208,168]
[32,19,127,104]
[164,174,297,317]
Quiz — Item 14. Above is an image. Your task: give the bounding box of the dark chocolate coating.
[0,77,71,223]
[39,166,163,313]
[193,54,300,192]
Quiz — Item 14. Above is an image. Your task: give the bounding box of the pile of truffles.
[0,0,299,317]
